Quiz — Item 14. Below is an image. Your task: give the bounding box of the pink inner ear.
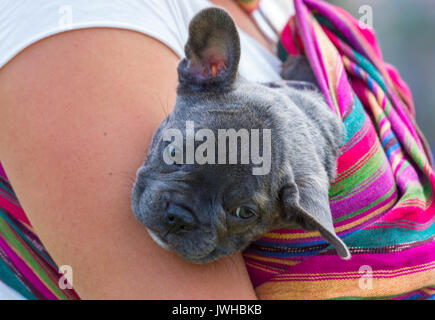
[188,51,228,80]
[208,60,227,77]
[200,49,228,78]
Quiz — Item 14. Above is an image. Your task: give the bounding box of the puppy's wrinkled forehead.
[159,101,272,176]
[170,93,269,128]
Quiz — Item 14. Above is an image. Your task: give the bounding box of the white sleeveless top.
[0,0,294,83]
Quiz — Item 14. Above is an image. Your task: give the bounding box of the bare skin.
[0,1,270,299]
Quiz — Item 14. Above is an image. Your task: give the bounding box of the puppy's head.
[132,8,350,263]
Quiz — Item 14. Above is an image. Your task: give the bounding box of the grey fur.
[131,8,350,263]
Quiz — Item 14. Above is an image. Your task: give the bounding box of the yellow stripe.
[243,253,300,267]
[255,268,435,300]
[421,287,435,295]
[312,15,342,117]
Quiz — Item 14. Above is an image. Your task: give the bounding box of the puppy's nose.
[165,204,196,234]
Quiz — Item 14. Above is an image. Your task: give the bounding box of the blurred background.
[327,0,435,161]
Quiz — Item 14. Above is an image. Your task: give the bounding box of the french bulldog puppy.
[131,8,350,263]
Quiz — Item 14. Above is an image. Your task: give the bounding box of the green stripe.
[0,209,67,299]
[329,145,387,197]
[384,99,392,117]
[0,208,55,266]
[345,219,435,248]
[352,48,387,92]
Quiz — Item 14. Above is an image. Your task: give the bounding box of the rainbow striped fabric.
[243,0,435,299]
[0,164,79,299]
[0,0,434,300]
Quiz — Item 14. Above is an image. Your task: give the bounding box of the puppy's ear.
[177,8,241,91]
[280,175,351,259]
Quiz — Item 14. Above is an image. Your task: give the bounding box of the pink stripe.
[372,218,435,231]
[280,22,300,55]
[335,127,380,179]
[336,62,353,115]
[375,203,435,226]
[0,197,31,226]
[0,162,7,180]
[386,64,415,116]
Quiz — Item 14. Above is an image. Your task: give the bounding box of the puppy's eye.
[168,145,177,158]
[165,144,183,165]
[231,207,256,219]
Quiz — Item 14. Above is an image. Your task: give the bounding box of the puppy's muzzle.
[164,203,197,235]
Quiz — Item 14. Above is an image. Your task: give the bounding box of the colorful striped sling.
[243,0,435,299]
[0,0,434,300]
[0,164,79,299]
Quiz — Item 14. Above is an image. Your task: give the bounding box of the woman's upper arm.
[0,28,257,299]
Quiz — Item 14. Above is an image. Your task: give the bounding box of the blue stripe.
[386,142,400,158]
